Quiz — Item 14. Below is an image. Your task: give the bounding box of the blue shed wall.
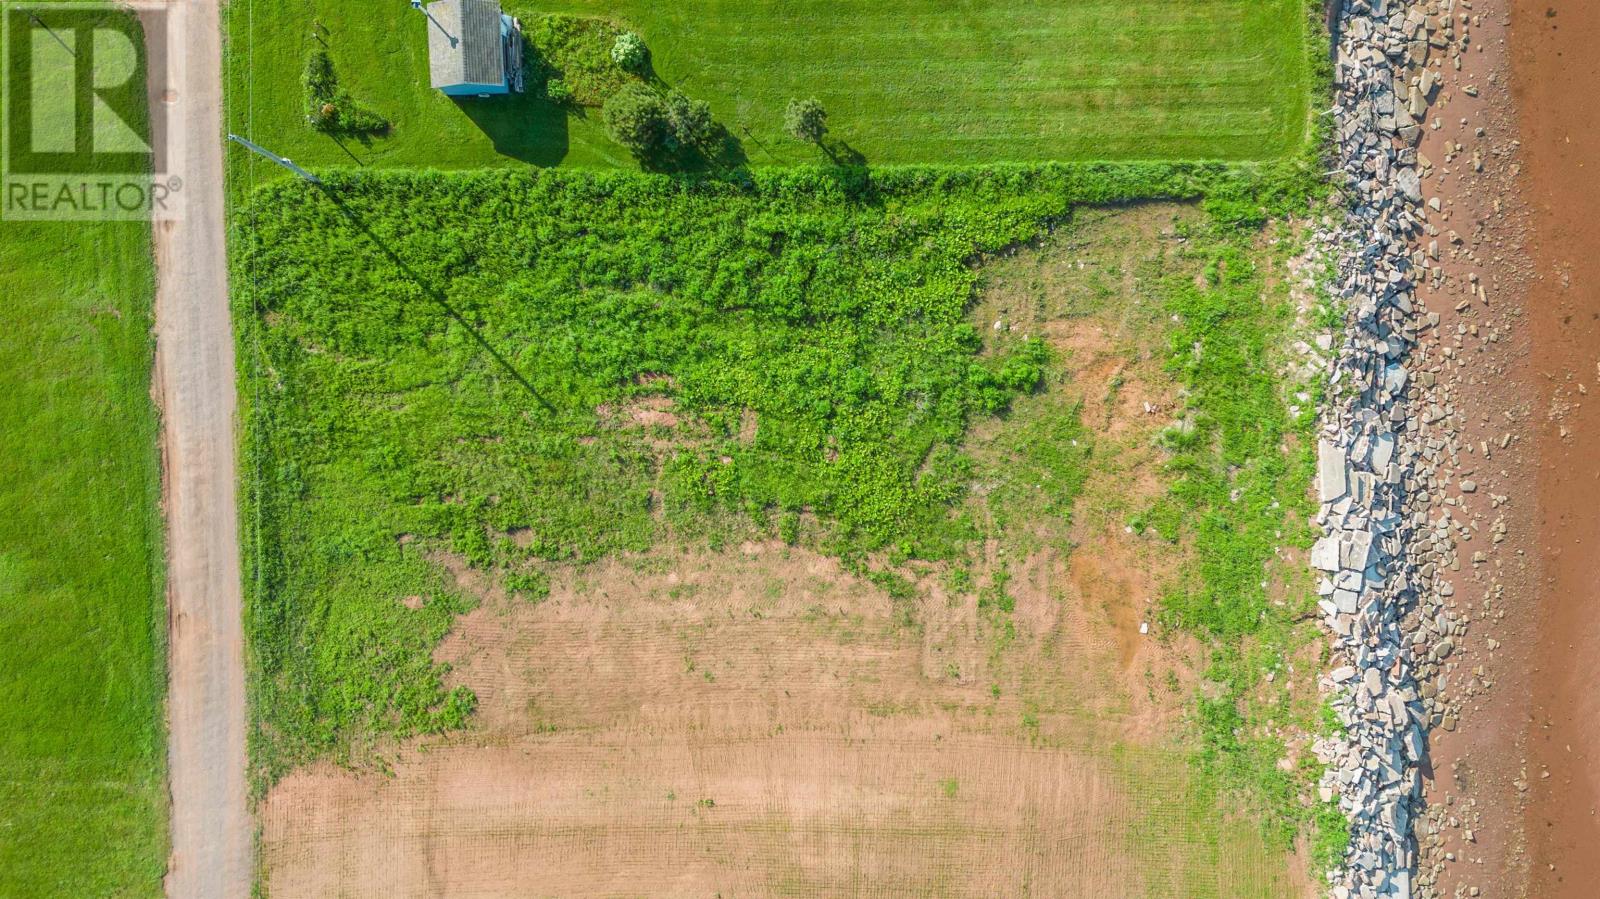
[440,82,510,96]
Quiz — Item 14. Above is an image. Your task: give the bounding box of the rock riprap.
[1311,1,1480,898]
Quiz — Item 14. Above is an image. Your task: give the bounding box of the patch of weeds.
[869,569,917,603]
[503,570,550,603]
[777,510,800,544]
[942,565,974,596]
[1020,709,1041,738]
[978,565,1014,614]
[1143,205,1331,855]
[525,14,636,107]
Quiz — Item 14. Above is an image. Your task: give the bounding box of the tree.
[784,97,827,144]
[663,90,714,150]
[603,83,668,158]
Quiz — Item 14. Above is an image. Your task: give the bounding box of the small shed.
[423,0,524,96]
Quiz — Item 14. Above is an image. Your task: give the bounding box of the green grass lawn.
[0,214,168,898]
[0,7,167,894]
[226,0,1311,172]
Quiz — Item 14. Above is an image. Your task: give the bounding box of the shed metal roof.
[426,0,506,88]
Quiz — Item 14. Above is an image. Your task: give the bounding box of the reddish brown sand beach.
[1514,0,1600,893]
[1423,0,1600,893]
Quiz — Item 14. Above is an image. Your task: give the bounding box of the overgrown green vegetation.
[527,14,634,106]
[0,11,167,894]
[226,0,1311,171]
[233,161,1319,781]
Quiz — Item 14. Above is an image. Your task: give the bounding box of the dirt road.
[148,1,251,896]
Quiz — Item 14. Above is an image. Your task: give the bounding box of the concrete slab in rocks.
[1320,439,1351,502]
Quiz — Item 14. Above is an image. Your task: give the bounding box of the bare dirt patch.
[1071,533,1156,671]
[598,395,680,429]
[264,731,1141,898]
[262,539,1291,897]
[261,542,1226,897]
[966,202,1211,744]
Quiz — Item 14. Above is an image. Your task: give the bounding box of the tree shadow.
[817,138,879,207]
[820,137,866,168]
[454,91,571,167]
[637,122,749,176]
[326,133,366,165]
[821,163,882,209]
[735,123,788,165]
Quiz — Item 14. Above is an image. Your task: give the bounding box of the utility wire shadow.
[311,183,556,413]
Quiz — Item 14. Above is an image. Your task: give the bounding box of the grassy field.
[0,8,168,894]
[226,0,1311,171]
[0,192,168,899]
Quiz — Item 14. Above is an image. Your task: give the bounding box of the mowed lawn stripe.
[0,9,167,893]
[558,0,1309,162]
[0,215,168,896]
[227,0,1309,171]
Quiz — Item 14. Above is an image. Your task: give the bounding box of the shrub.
[545,77,574,106]
[611,31,647,72]
[303,48,389,137]
[784,97,828,144]
[504,570,551,603]
[602,82,668,157]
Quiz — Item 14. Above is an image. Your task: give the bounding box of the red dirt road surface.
[150,1,251,895]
